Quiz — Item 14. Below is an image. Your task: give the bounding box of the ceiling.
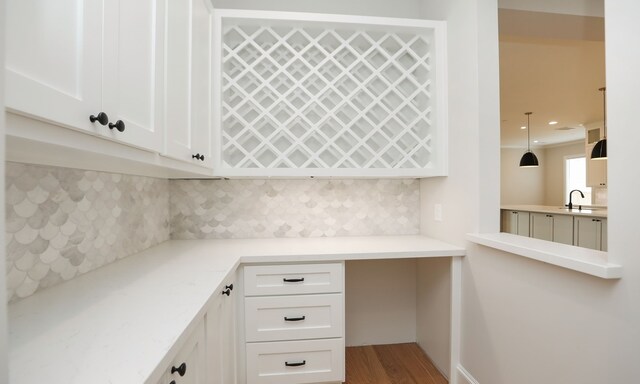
[499,9,605,148]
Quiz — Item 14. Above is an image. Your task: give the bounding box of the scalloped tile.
[5,162,170,303]
[170,179,419,240]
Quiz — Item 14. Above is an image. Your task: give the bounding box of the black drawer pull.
[222,288,231,296]
[285,360,306,367]
[284,315,306,322]
[283,277,305,283]
[171,362,187,376]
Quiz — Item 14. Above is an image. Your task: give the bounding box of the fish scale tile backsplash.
[5,163,170,302]
[6,163,420,302]
[170,179,420,239]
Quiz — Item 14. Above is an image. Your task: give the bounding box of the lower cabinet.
[574,217,608,251]
[241,263,345,384]
[157,320,206,384]
[530,213,573,245]
[206,276,237,384]
[501,210,530,237]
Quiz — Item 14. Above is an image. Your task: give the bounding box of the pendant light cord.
[525,112,532,151]
[600,87,607,139]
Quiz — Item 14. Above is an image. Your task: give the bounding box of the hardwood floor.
[345,343,448,384]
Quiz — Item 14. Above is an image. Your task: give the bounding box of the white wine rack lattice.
[214,11,447,176]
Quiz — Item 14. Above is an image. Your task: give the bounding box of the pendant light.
[520,112,539,167]
[591,87,607,160]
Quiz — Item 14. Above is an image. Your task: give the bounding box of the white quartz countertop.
[501,204,608,218]
[8,235,464,384]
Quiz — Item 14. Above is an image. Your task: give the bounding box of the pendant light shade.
[591,87,607,160]
[520,112,539,167]
[520,150,539,167]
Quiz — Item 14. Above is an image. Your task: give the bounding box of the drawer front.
[245,294,343,342]
[246,338,344,384]
[244,263,343,296]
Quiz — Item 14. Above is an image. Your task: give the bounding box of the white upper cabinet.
[102,0,165,152]
[6,0,164,152]
[163,0,214,168]
[6,0,102,132]
[212,10,448,177]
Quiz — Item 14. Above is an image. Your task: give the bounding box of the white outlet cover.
[434,204,443,222]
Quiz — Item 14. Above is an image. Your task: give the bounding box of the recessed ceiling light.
[533,140,539,143]
[520,126,526,129]
[548,121,558,125]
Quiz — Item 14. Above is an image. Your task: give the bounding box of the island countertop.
[501,204,607,218]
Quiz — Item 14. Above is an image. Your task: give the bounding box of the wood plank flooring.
[345,343,448,384]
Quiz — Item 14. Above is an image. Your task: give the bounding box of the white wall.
[543,141,585,206]
[500,148,546,205]
[345,260,417,346]
[423,0,640,383]
[418,0,501,380]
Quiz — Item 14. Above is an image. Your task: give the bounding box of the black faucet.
[566,189,585,210]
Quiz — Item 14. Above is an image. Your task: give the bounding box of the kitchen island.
[501,205,607,251]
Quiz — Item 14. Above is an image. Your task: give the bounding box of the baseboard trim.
[457,364,480,384]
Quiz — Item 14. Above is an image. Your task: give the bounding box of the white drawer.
[244,263,343,296]
[245,294,343,342]
[246,338,344,384]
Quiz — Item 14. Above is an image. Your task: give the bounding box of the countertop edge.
[466,232,622,279]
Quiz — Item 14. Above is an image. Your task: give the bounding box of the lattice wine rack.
[212,10,447,177]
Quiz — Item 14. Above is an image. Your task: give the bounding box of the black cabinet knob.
[192,154,205,161]
[225,284,234,291]
[89,112,109,126]
[222,288,231,296]
[109,120,125,132]
[169,381,176,384]
[171,363,187,377]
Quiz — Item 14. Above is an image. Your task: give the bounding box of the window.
[565,156,592,205]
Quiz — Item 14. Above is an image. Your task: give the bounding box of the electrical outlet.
[434,204,443,222]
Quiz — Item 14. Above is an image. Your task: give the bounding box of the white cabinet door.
[552,214,574,245]
[164,0,213,168]
[502,211,530,237]
[531,213,574,245]
[7,0,164,152]
[102,0,164,151]
[165,319,206,384]
[574,216,607,251]
[530,213,553,241]
[6,0,102,132]
[206,279,237,384]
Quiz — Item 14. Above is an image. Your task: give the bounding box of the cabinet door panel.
[6,0,101,131]
[164,0,213,167]
[552,215,574,245]
[530,213,552,241]
[103,0,164,151]
[574,216,600,250]
[168,320,206,384]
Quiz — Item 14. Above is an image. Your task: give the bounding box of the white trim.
[449,257,462,384]
[466,232,622,279]
[457,364,480,384]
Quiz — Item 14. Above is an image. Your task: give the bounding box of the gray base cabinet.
[502,210,530,237]
[530,213,573,245]
[574,217,608,251]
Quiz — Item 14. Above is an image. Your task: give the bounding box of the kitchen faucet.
[566,189,585,210]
